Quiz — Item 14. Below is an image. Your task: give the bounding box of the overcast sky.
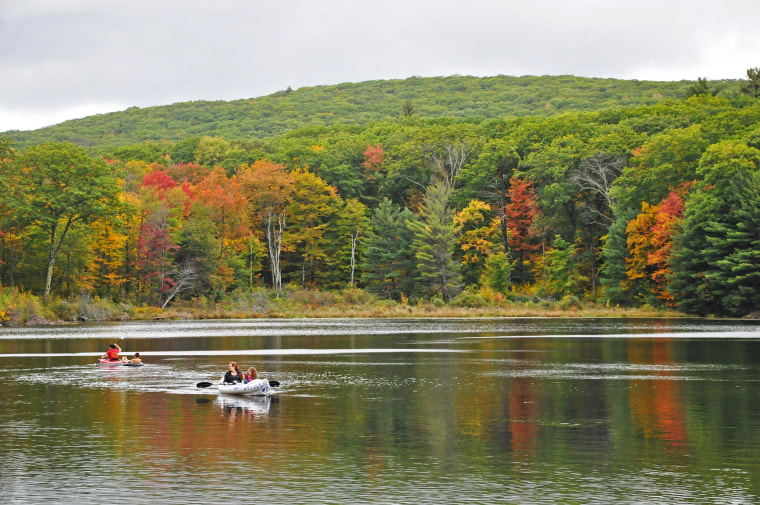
[2,0,759,132]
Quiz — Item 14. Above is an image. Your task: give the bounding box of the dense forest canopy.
[2,75,736,150]
[2,72,759,318]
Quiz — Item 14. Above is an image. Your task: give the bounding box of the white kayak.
[217,378,273,396]
[217,395,271,414]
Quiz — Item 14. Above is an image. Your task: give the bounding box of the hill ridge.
[2,74,731,150]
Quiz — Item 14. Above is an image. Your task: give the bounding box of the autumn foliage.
[625,184,690,305]
[505,177,539,261]
[2,88,760,317]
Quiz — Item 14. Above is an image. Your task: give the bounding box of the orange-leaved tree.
[89,219,128,298]
[192,167,249,258]
[506,176,540,285]
[361,144,385,199]
[173,167,250,297]
[647,184,690,305]
[624,202,657,301]
[239,160,295,298]
[506,177,540,260]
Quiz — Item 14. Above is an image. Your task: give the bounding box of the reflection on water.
[2,316,759,341]
[217,394,272,416]
[0,318,759,504]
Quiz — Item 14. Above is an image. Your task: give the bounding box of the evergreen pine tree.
[362,200,419,300]
[408,182,462,301]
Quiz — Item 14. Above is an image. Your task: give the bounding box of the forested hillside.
[2,73,760,321]
[2,75,732,150]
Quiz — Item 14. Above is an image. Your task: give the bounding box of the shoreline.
[6,303,690,327]
[4,286,732,327]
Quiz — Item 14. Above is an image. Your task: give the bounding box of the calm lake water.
[1,317,760,504]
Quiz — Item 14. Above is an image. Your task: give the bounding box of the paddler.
[105,342,122,362]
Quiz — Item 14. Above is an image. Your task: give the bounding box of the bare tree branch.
[570,152,626,227]
[161,261,199,308]
[426,140,475,191]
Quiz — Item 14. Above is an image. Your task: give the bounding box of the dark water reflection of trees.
[0,318,759,503]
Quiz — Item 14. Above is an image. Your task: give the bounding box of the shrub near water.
[333,288,374,306]
[450,289,490,308]
[0,288,136,325]
[282,285,335,308]
[0,285,685,325]
[0,288,17,324]
[49,298,79,322]
[558,295,582,310]
[0,288,53,325]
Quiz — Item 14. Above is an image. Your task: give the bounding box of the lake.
[1,317,759,504]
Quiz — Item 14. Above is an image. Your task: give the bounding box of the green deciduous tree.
[0,137,22,288]
[610,125,708,215]
[329,198,370,288]
[519,132,585,244]
[480,252,514,294]
[2,142,122,296]
[458,138,520,255]
[286,169,340,287]
[534,235,587,299]
[195,136,231,168]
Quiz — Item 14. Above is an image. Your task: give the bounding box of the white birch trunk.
[349,230,359,287]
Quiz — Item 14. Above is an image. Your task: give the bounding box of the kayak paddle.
[197,380,279,388]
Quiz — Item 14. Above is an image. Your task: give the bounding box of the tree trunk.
[249,234,254,290]
[266,209,285,298]
[542,241,547,294]
[161,262,198,308]
[349,230,358,287]
[45,221,71,298]
[44,255,56,298]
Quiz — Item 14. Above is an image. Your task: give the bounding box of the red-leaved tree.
[647,184,690,304]
[506,176,540,262]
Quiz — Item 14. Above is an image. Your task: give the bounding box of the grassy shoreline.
[1,286,689,326]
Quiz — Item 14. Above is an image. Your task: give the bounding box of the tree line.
[3,74,728,150]
[2,70,760,317]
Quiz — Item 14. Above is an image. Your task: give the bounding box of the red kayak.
[97,358,144,367]
[98,358,125,366]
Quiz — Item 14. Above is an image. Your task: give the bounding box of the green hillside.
[3,74,735,150]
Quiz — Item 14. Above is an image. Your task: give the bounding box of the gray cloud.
[2,0,759,131]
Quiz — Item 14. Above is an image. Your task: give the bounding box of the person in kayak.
[244,366,258,382]
[105,343,122,362]
[223,362,244,384]
[122,352,142,364]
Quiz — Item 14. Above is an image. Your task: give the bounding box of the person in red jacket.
[105,343,121,361]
